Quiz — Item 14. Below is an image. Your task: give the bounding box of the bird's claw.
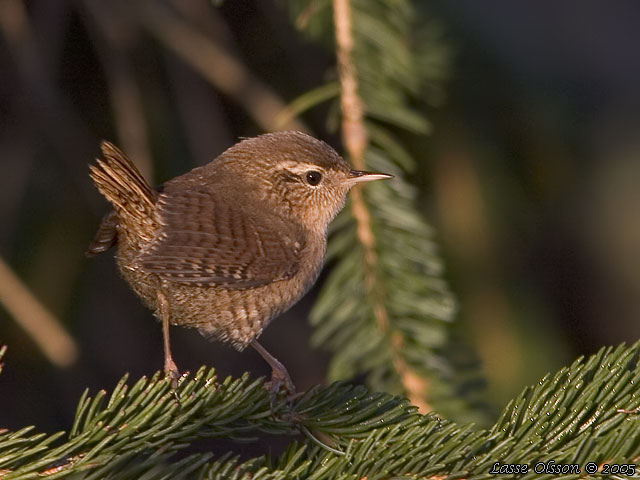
[265,367,295,396]
[164,359,181,401]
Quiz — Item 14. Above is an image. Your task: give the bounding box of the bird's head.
[217,131,392,231]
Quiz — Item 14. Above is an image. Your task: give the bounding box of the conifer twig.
[332,0,430,412]
[137,1,307,133]
[3,342,640,477]
[82,0,154,180]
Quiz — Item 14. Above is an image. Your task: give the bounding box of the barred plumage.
[88,131,391,391]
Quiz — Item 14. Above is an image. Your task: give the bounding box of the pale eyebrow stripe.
[278,160,326,175]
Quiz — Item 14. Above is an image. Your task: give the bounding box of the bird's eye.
[305,170,323,186]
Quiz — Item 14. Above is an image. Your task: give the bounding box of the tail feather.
[100,142,155,201]
[89,142,157,242]
[86,210,118,256]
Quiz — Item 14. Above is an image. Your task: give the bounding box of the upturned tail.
[89,142,157,246]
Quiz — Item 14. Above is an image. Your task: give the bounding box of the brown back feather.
[138,187,304,289]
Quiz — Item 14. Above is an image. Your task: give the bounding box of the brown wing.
[136,188,304,289]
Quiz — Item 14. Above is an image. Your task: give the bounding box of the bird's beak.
[347,169,393,184]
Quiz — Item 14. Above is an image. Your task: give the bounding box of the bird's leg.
[157,291,180,389]
[251,340,295,394]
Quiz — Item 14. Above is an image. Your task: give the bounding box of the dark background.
[1,0,640,434]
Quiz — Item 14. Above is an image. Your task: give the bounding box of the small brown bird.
[88,131,391,391]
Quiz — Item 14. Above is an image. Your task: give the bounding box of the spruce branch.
[2,342,640,478]
[332,0,433,415]
[282,0,482,420]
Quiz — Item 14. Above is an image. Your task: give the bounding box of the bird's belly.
[116,232,325,351]
[167,276,310,350]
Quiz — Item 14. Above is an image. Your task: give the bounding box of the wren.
[87,131,391,391]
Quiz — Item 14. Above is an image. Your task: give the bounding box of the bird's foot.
[265,365,296,397]
[265,367,304,417]
[250,340,301,404]
[164,358,181,391]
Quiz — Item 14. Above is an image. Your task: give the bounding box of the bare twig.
[82,0,154,180]
[333,0,367,166]
[0,257,78,367]
[164,55,233,165]
[0,0,100,212]
[166,0,236,161]
[137,1,306,133]
[332,0,430,412]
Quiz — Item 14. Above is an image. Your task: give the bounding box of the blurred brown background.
[1,0,640,434]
